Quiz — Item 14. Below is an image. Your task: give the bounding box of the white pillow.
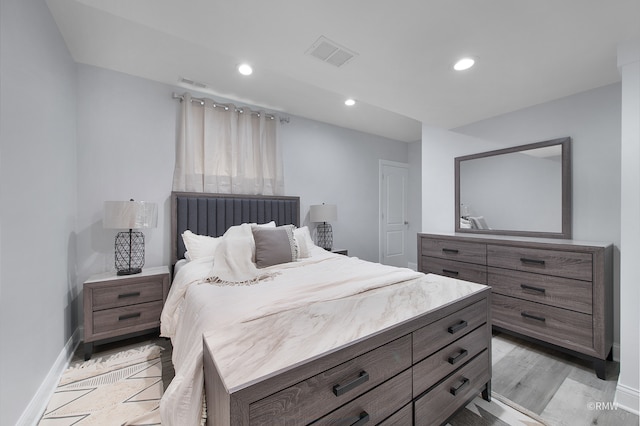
[294,226,315,258]
[181,230,220,260]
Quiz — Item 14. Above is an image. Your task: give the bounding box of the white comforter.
[159,245,422,425]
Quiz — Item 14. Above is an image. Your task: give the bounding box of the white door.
[380,161,409,267]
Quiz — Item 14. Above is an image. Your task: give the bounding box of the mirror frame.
[455,137,572,239]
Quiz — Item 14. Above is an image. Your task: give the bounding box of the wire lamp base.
[115,230,145,275]
[317,222,333,251]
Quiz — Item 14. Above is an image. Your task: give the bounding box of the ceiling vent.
[305,36,358,68]
[179,77,207,89]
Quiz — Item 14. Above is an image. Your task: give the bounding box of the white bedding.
[159,236,422,425]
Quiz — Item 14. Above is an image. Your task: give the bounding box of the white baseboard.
[407,262,417,271]
[615,382,640,415]
[16,327,81,426]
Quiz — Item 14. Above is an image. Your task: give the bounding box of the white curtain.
[173,93,284,195]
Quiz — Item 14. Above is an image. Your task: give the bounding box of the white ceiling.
[46,0,640,142]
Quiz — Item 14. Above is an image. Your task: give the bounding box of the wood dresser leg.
[482,380,491,402]
[84,342,93,361]
[594,359,607,380]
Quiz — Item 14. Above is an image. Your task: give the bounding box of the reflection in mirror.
[455,137,571,239]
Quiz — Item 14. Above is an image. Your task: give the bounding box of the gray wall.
[407,141,422,267]
[0,1,78,425]
[75,64,411,291]
[421,83,622,349]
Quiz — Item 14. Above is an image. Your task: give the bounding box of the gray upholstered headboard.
[171,192,300,265]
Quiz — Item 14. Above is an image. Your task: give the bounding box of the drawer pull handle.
[118,313,141,321]
[118,292,141,299]
[442,248,459,254]
[450,378,470,396]
[521,312,546,322]
[442,269,459,276]
[448,349,469,365]
[520,257,546,266]
[333,371,369,397]
[349,412,370,426]
[520,284,546,294]
[448,320,468,334]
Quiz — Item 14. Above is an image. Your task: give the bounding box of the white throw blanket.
[159,240,422,425]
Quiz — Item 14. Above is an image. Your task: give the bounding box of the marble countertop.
[203,273,487,393]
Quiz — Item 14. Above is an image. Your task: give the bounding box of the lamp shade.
[310,204,337,223]
[104,201,158,229]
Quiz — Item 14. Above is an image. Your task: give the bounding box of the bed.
[160,192,492,426]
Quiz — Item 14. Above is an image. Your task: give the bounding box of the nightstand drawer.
[92,280,164,310]
[92,301,163,335]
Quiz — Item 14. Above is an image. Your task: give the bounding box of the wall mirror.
[455,137,572,239]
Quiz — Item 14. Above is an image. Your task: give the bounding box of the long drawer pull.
[333,371,369,397]
[118,312,141,321]
[450,378,470,396]
[442,269,459,276]
[521,312,546,322]
[349,412,370,426]
[520,257,546,266]
[520,284,546,294]
[448,349,469,365]
[442,248,459,254]
[448,320,468,334]
[118,291,141,299]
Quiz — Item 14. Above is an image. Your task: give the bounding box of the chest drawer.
[489,267,592,314]
[413,323,489,396]
[93,301,163,334]
[487,245,592,281]
[249,335,412,424]
[414,350,490,426]
[413,299,488,362]
[492,294,593,350]
[422,257,487,284]
[421,238,486,265]
[379,403,412,426]
[311,369,412,426]
[92,280,164,310]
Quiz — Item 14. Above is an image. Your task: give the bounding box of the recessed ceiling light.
[453,57,475,71]
[344,98,356,106]
[238,63,253,76]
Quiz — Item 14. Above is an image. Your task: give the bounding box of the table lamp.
[310,203,337,250]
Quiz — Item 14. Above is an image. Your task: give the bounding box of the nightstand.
[83,266,170,360]
[331,249,348,256]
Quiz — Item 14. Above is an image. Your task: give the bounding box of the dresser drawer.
[422,257,487,284]
[92,301,163,335]
[421,238,486,265]
[92,280,164,310]
[487,245,592,281]
[311,369,412,426]
[249,335,412,424]
[413,299,488,362]
[379,403,412,426]
[413,323,489,396]
[414,350,490,426]
[489,267,592,314]
[492,294,593,350]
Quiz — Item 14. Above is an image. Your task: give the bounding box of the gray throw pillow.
[252,225,299,268]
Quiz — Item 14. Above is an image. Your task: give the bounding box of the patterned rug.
[39,344,163,426]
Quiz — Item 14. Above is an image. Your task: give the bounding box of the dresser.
[204,277,491,425]
[83,266,170,360]
[418,233,613,378]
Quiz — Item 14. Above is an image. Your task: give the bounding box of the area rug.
[448,391,550,426]
[39,344,163,426]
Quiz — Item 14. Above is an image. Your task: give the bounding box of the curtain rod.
[172,92,275,120]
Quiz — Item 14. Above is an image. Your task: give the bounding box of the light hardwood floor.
[78,332,638,426]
